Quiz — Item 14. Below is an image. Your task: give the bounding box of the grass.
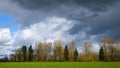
[0,62,120,68]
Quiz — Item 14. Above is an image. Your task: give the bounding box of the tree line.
[1,37,120,62]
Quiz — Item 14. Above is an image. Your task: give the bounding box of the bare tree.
[83,41,93,55]
[69,41,75,61]
[53,40,64,61]
[36,41,52,61]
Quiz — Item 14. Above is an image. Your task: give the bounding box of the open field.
[0,62,120,68]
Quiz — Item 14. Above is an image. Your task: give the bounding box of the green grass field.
[0,62,120,68]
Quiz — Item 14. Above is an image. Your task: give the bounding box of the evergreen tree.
[28,45,34,61]
[22,45,27,61]
[99,47,105,61]
[4,55,9,62]
[74,48,78,61]
[64,45,69,61]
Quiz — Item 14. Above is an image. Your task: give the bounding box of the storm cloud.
[11,0,120,37]
[13,0,119,11]
[0,0,120,56]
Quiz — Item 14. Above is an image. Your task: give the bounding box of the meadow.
[0,62,120,68]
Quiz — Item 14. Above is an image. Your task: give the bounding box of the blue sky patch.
[0,14,18,36]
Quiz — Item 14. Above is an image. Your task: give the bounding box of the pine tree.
[28,45,34,61]
[74,48,78,61]
[4,55,9,62]
[99,47,105,61]
[64,45,69,61]
[22,45,27,61]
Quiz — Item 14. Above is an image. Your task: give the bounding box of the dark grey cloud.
[5,0,115,24]
[73,0,119,11]
[13,0,66,10]
[13,0,119,11]
[10,0,120,39]
[12,0,120,21]
[16,1,119,20]
[69,2,120,39]
[1,0,120,42]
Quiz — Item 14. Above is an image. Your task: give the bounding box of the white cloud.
[0,28,12,45]
[13,17,74,47]
[0,28,16,58]
[92,43,100,52]
[12,16,100,53]
[0,45,19,55]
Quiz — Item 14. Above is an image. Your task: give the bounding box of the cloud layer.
[0,0,120,57]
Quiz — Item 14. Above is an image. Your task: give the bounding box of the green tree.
[74,48,78,61]
[10,54,14,61]
[64,45,69,61]
[99,47,105,61]
[4,55,9,62]
[28,45,34,61]
[22,45,27,61]
[14,48,23,61]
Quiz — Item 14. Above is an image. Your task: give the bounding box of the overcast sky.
[0,0,120,58]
